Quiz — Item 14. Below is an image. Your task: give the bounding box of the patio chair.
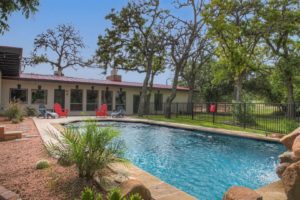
[96,104,108,117]
[39,104,58,118]
[111,107,125,118]
[53,103,69,117]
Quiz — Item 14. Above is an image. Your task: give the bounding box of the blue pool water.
[69,121,285,200]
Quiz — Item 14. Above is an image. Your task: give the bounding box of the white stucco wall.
[1,79,189,115]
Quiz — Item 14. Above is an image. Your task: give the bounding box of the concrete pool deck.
[33,116,284,200]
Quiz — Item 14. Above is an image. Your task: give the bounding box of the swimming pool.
[68,121,285,200]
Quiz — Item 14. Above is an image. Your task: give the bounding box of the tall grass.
[4,100,24,123]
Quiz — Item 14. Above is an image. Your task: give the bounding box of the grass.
[138,114,298,135]
[139,115,268,135]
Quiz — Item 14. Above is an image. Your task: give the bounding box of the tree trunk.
[165,66,180,118]
[286,76,295,118]
[187,76,195,114]
[144,72,155,114]
[138,60,152,117]
[234,75,243,102]
[57,67,64,76]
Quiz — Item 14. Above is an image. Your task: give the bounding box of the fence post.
[243,102,246,129]
[192,103,194,120]
[212,103,215,124]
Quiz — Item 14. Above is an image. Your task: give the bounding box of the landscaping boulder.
[280,131,300,150]
[120,179,151,200]
[276,162,290,178]
[292,135,300,158]
[222,186,262,200]
[279,151,299,163]
[281,161,300,200]
[94,173,129,192]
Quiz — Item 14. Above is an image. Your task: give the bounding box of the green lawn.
[138,114,299,135]
[139,115,267,135]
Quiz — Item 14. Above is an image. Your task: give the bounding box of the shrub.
[232,103,255,125]
[47,120,125,179]
[26,106,37,116]
[80,188,142,200]
[81,187,102,200]
[5,100,24,123]
[36,159,50,169]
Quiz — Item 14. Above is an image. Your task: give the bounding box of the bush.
[47,120,125,179]
[26,106,37,117]
[5,101,24,123]
[232,103,256,125]
[80,188,142,200]
[36,159,50,169]
[81,187,102,200]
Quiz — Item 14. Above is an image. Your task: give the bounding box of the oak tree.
[27,24,90,76]
[96,0,169,116]
[260,0,300,117]
[165,0,205,118]
[203,0,262,102]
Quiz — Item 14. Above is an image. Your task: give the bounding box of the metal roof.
[0,46,22,76]
[4,73,190,91]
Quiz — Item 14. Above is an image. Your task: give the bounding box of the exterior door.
[54,89,65,108]
[133,95,140,114]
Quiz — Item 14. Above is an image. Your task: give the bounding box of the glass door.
[54,89,65,108]
[133,95,140,114]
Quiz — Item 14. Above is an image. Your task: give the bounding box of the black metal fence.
[146,102,300,134]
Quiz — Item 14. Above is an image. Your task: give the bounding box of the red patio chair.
[53,103,69,117]
[96,104,108,117]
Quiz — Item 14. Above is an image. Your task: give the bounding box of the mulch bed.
[0,117,102,200]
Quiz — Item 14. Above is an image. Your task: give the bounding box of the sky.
[0,0,190,84]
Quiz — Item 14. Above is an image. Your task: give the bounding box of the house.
[0,46,190,115]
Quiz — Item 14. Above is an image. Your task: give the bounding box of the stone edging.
[0,185,20,200]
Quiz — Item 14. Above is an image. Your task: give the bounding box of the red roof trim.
[3,73,189,91]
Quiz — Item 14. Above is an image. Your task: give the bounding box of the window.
[70,89,83,111]
[154,93,163,111]
[101,90,113,111]
[115,90,126,110]
[54,89,65,108]
[86,90,98,111]
[31,89,47,104]
[10,89,28,103]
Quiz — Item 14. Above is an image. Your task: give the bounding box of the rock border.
[0,185,20,200]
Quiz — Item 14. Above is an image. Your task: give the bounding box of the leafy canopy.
[96,0,169,73]
[0,0,39,34]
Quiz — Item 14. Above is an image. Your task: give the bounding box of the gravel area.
[0,118,102,200]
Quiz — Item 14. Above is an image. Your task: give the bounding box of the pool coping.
[32,116,284,200]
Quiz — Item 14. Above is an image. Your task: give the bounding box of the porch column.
[82,89,87,112]
[112,90,116,111]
